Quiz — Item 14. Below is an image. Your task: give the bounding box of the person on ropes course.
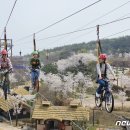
[30,50,41,92]
[96,53,116,98]
[0,49,13,99]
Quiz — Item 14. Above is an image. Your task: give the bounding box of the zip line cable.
[14,16,130,47]
[14,11,130,45]
[0,0,18,38]
[78,1,130,29]
[102,28,130,39]
[14,1,130,43]
[35,0,102,34]
[57,12,130,47]
[40,12,130,46]
[15,0,102,42]
[33,9,130,47]
[100,16,130,26]
[14,26,96,46]
[59,29,96,46]
[5,0,18,28]
[32,16,130,41]
[38,26,96,41]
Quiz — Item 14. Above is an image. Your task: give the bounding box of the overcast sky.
[0,0,130,55]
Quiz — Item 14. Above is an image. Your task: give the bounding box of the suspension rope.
[15,0,103,42]
[0,0,18,39]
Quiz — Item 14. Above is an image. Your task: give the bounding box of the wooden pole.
[96,25,102,57]
[33,33,36,51]
[4,27,7,50]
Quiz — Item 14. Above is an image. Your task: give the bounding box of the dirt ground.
[0,122,21,130]
[83,94,130,111]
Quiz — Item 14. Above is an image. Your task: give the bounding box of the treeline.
[38,35,130,63]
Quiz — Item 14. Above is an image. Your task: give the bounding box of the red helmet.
[99,53,107,60]
[1,49,8,55]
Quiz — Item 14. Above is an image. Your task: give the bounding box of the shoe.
[96,92,101,98]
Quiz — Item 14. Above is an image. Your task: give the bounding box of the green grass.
[88,126,96,130]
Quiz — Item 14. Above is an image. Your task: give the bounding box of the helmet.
[99,53,107,60]
[32,51,38,55]
[1,49,8,55]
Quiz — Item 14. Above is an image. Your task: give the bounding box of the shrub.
[112,85,123,92]
[86,87,96,95]
[42,63,58,74]
[126,97,130,101]
[126,90,130,97]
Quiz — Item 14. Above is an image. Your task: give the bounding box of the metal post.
[93,109,94,126]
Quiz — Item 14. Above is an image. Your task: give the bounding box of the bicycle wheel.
[95,93,102,107]
[105,92,114,113]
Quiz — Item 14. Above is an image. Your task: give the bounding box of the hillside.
[39,36,130,63]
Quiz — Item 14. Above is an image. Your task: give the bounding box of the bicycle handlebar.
[0,69,13,76]
[108,79,116,80]
[29,67,39,71]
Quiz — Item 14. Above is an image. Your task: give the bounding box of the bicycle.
[95,79,115,113]
[0,69,11,100]
[30,68,40,93]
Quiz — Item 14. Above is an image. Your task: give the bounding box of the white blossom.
[57,53,96,72]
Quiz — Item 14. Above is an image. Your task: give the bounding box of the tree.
[42,63,58,74]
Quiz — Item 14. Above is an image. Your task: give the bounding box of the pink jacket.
[0,58,13,70]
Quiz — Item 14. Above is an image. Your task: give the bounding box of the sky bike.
[0,69,12,100]
[95,79,115,113]
[29,67,40,93]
